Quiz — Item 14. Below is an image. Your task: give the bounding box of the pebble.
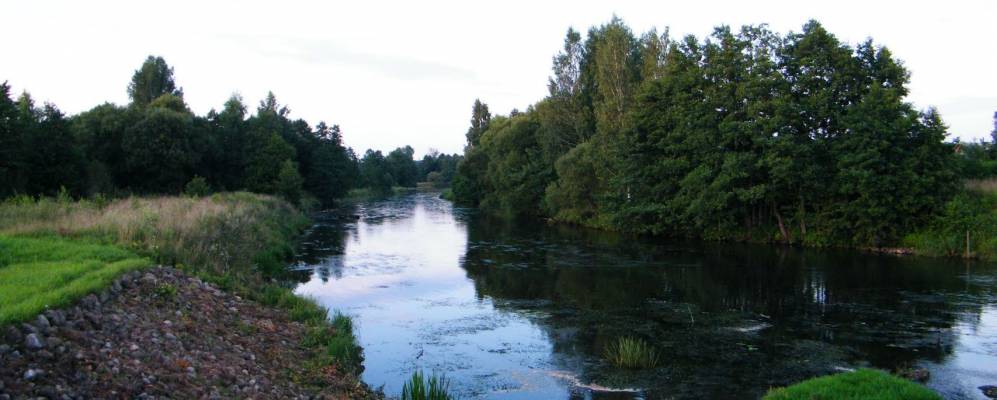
[5,326,23,343]
[23,368,42,380]
[21,323,38,334]
[81,294,99,310]
[140,273,158,285]
[25,333,45,350]
[36,315,51,330]
[44,310,66,326]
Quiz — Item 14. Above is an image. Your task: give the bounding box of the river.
[290,192,997,399]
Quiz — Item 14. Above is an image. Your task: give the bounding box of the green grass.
[257,285,364,372]
[0,193,369,392]
[603,336,660,369]
[0,235,150,325]
[763,369,941,400]
[400,370,454,400]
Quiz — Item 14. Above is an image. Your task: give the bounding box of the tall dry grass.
[0,192,308,284]
[966,178,997,194]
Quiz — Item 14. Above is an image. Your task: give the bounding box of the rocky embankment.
[0,267,371,399]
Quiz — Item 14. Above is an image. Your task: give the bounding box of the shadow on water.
[291,192,997,400]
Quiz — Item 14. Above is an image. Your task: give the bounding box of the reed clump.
[400,370,454,400]
[603,336,660,369]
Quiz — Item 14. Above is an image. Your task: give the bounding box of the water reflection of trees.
[459,215,994,398]
[288,209,358,283]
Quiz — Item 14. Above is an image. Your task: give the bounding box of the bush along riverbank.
[0,192,377,399]
[903,184,997,261]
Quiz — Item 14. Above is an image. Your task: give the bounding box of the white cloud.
[1,0,994,156]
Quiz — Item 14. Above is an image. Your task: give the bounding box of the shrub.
[903,190,997,260]
[603,336,659,369]
[184,175,211,197]
[276,160,304,205]
[154,283,178,299]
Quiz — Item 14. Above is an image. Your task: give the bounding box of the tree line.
[453,18,997,248]
[0,56,460,206]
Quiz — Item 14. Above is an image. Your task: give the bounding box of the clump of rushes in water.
[400,370,454,400]
[604,336,659,369]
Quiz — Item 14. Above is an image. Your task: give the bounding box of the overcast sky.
[2,0,995,156]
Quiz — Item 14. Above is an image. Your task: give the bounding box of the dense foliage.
[2,56,360,207]
[453,18,992,248]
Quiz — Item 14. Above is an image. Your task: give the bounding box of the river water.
[290,192,997,399]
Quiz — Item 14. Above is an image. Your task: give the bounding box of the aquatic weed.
[400,370,454,400]
[604,336,659,369]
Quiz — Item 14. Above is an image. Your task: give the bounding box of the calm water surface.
[290,192,997,399]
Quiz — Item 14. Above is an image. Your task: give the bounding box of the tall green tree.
[466,99,491,148]
[359,150,394,196]
[0,82,25,197]
[385,146,419,187]
[128,56,183,107]
[121,94,196,193]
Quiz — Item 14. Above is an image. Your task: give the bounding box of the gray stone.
[5,326,23,343]
[23,368,42,380]
[35,314,51,330]
[0,344,10,353]
[25,333,45,350]
[81,294,100,310]
[44,310,66,326]
[21,323,38,334]
[140,273,158,285]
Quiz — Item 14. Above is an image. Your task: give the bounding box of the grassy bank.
[0,236,148,324]
[764,369,940,400]
[0,192,308,285]
[0,192,366,376]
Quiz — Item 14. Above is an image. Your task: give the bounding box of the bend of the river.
[289,192,997,399]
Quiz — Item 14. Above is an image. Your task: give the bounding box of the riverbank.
[0,193,376,399]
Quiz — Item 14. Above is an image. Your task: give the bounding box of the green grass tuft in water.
[400,370,454,400]
[603,336,660,369]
